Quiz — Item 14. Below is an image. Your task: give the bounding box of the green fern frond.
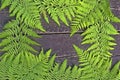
[109,62,120,79]
[73,45,108,79]
[0,49,52,80]
[45,59,81,80]
[0,0,45,31]
[73,45,120,80]
[70,0,119,35]
[38,49,82,80]
[0,0,11,10]
[0,0,81,30]
[38,0,80,26]
[0,49,82,80]
[0,20,40,54]
[81,22,118,58]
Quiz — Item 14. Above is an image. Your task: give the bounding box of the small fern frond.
[45,59,81,80]
[81,22,118,58]
[109,62,120,79]
[71,0,97,34]
[73,45,120,80]
[73,45,108,79]
[38,0,80,26]
[0,20,40,54]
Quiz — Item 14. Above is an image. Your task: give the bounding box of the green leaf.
[0,0,11,10]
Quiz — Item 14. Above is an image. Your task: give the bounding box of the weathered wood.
[35,34,88,65]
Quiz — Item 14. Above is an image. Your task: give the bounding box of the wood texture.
[0,0,120,66]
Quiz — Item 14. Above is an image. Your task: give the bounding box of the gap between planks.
[37,31,83,35]
[37,30,120,35]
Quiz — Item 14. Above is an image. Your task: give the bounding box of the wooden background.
[0,0,120,66]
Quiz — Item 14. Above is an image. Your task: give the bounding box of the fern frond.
[0,49,52,80]
[109,62,120,80]
[73,45,107,79]
[38,49,82,80]
[81,22,118,58]
[73,45,120,80]
[0,0,45,31]
[45,59,81,80]
[0,53,14,80]
[38,0,80,26]
[0,49,82,80]
[0,20,40,54]
[0,0,11,10]
[70,0,119,35]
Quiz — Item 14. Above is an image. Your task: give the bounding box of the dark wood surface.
[0,0,120,66]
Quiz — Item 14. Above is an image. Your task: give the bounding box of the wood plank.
[34,34,87,65]
[33,33,120,65]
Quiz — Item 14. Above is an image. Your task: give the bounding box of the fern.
[73,45,120,80]
[71,0,120,35]
[0,0,45,31]
[0,20,40,54]
[39,0,80,26]
[45,59,81,80]
[0,49,51,80]
[0,0,120,80]
[81,21,118,58]
[0,0,81,30]
[0,49,82,80]
[1,0,119,33]
[70,0,120,59]
[0,46,119,80]
[42,49,82,80]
